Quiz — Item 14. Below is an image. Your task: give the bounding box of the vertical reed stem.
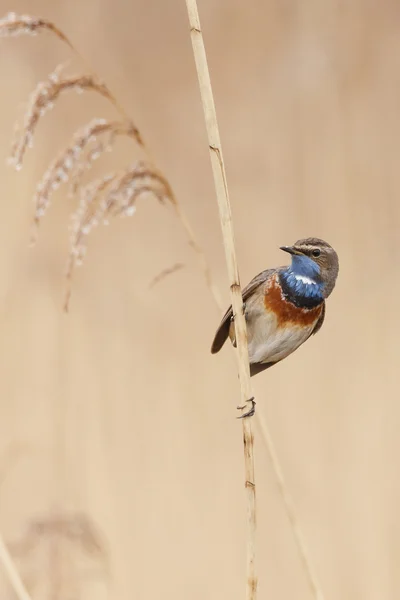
[0,534,32,600]
[184,2,257,598]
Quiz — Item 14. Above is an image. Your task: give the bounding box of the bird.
[211,238,339,413]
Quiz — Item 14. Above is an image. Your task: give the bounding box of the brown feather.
[210,269,276,354]
[311,302,325,336]
[264,275,324,327]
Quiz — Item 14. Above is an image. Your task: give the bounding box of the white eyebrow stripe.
[294,274,316,285]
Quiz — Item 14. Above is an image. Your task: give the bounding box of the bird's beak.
[280,245,300,256]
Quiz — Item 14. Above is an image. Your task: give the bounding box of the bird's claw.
[237,397,256,418]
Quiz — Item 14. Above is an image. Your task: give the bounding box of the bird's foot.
[237,397,256,418]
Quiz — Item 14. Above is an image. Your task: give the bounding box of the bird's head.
[280,237,339,298]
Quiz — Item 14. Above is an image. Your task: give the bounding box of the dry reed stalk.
[0,11,222,312]
[184,3,326,600]
[149,262,184,288]
[9,72,119,170]
[0,12,72,47]
[255,415,325,600]
[33,118,140,228]
[64,161,173,309]
[0,534,32,600]
[184,2,257,598]
[0,445,37,600]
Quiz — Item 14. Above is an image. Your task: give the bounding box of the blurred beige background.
[0,0,399,598]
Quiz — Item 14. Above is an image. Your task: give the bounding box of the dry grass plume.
[0,10,220,311]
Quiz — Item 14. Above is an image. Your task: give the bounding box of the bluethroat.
[211,238,339,415]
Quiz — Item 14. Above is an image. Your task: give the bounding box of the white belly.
[247,310,315,365]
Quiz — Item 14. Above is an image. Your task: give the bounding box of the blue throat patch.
[279,255,324,308]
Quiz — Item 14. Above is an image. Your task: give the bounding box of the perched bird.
[211,238,339,383]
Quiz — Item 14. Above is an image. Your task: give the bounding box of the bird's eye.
[312,248,321,257]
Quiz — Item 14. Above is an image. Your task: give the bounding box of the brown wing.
[210,269,276,354]
[311,302,325,336]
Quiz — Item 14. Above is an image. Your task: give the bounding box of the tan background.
[0,0,399,598]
